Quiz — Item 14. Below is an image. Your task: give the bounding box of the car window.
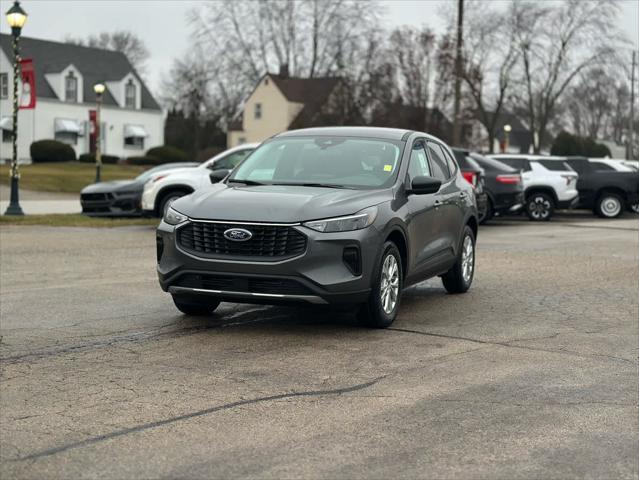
[443,148,458,176]
[426,142,450,181]
[212,149,252,170]
[591,161,615,171]
[408,141,432,181]
[536,160,573,172]
[497,157,531,172]
[230,137,403,189]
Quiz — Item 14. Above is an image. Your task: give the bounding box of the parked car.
[489,154,579,221]
[156,127,478,328]
[547,156,639,218]
[588,158,636,173]
[454,149,522,223]
[451,149,488,223]
[142,144,258,217]
[80,162,199,216]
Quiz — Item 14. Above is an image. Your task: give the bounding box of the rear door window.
[536,160,573,172]
[497,157,531,172]
[590,162,615,171]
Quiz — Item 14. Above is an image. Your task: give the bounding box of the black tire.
[479,198,493,224]
[358,241,403,329]
[525,192,554,221]
[172,295,220,316]
[595,192,624,218]
[441,225,475,294]
[158,190,188,218]
[630,203,639,214]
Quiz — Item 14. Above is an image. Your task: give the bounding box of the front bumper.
[80,192,142,216]
[156,220,380,305]
[557,194,580,210]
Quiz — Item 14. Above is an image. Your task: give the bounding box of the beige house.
[227,66,341,147]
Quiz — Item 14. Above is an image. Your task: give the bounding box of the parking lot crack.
[13,375,386,462]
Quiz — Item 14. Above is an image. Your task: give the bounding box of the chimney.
[279,64,289,78]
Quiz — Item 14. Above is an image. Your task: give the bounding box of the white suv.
[142,143,258,216]
[488,154,579,221]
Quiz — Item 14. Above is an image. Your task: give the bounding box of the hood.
[81,180,142,194]
[171,184,392,223]
[151,167,203,180]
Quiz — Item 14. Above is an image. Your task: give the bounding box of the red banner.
[89,110,97,153]
[19,58,36,109]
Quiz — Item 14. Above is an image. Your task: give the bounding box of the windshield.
[229,136,404,189]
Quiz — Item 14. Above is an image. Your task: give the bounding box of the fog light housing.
[343,246,361,276]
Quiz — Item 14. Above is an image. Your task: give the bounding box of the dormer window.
[125,79,136,109]
[65,71,78,103]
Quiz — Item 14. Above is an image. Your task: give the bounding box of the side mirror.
[209,169,231,184]
[408,176,441,195]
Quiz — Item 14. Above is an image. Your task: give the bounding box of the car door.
[405,139,442,277]
[426,141,459,262]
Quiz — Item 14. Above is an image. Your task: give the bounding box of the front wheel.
[595,192,623,218]
[358,242,403,328]
[441,226,475,294]
[172,295,220,316]
[526,193,554,221]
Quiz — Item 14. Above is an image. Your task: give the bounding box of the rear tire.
[595,192,624,218]
[358,242,403,328]
[172,295,220,316]
[526,192,554,221]
[442,226,475,294]
[479,198,493,224]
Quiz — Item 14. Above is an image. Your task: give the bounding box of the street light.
[503,124,512,153]
[93,83,105,183]
[3,0,27,216]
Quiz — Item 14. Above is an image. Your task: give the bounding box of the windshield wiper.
[272,182,348,189]
[228,178,264,186]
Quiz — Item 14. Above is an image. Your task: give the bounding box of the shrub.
[551,131,611,157]
[126,155,161,165]
[30,140,76,163]
[145,145,190,164]
[78,153,120,164]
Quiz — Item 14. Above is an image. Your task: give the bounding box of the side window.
[443,147,458,176]
[592,162,615,171]
[426,142,450,182]
[213,149,252,170]
[407,141,431,181]
[499,157,531,171]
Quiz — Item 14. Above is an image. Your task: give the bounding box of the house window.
[123,124,147,149]
[125,79,136,109]
[65,71,78,103]
[254,103,262,120]
[55,131,78,145]
[124,136,144,149]
[0,73,8,99]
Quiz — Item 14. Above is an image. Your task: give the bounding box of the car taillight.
[560,174,575,185]
[462,171,478,187]
[496,174,521,185]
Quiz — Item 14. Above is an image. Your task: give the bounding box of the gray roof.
[0,34,160,110]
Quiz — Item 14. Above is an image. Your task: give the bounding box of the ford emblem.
[223,228,253,242]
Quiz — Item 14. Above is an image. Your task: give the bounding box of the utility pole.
[629,50,636,160]
[452,0,464,146]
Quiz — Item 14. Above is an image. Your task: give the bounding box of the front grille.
[178,221,307,259]
[177,273,312,296]
[81,192,112,202]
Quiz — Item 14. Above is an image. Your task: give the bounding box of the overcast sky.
[2,0,638,93]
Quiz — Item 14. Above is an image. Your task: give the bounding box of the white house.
[0,34,163,162]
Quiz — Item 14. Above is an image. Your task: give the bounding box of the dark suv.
[156,127,478,328]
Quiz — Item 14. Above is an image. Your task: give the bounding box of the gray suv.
[156,127,478,328]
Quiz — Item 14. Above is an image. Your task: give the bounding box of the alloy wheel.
[600,196,622,217]
[380,254,399,314]
[461,234,474,283]
[529,196,551,220]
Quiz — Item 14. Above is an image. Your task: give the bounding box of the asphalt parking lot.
[1,214,638,479]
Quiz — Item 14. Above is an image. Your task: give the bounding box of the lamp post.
[503,124,512,153]
[93,83,105,183]
[4,0,27,216]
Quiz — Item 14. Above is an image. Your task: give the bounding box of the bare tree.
[565,67,615,139]
[65,30,150,76]
[510,0,624,152]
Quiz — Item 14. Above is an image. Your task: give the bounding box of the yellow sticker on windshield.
[383,164,393,172]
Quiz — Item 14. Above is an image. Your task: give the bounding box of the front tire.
[442,226,475,294]
[526,192,554,221]
[172,295,220,316]
[358,242,403,328]
[595,192,623,218]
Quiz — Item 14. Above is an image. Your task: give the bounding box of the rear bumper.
[557,195,580,210]
[156,220,379,306]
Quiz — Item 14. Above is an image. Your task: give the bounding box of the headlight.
[303,206,378,233]
[164,206,188,225]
